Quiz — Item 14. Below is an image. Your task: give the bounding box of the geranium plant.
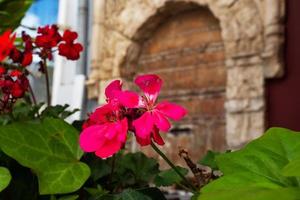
[0,19,197,199]
[1,2,300,200]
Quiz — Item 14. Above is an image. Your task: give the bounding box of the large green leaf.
[199,128,300,200]
[0,166,11,191]
[0,0,34,33]
[282,159,300,177]
[0,118,90,194]
[154,166,188,186]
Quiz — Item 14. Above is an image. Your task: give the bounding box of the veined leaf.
[199,128,300,200]
[0,167,11,191]
[0,118,90,194]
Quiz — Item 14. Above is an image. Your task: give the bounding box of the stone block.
[226,111,264,148]
[227,65,264,99]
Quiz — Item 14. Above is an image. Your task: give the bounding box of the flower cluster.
[80,74,187,158]
[0,25,83,113]
[0,67,29,113]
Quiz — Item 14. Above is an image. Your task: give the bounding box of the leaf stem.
[151,142,197,192]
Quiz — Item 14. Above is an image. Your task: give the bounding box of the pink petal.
[104,123,118,139]
[79,125,106,152]
[156,101,187,121]
[152,110,171,132]
[105,80,122,99]
[134,74,162,101]
[152,127,165,145]
[132,111,154,139]
[95,140,122,158]
[117,118,128,142]
[115,90,139,108]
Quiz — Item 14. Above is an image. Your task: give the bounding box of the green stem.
[28,82,37,106]
[151,142,197,192]
[43,58,51,106]
[109,154,116,185]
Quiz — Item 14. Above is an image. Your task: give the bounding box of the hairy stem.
[151,142,197,192]
[43,58,51,106]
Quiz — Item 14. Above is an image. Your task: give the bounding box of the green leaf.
[0,118,90,194]
[0,0,34,33]
[120,189,151,200]
[199,128,300,200]
[0,167,11,191]
[58,195,79,200]
[154,166,188,186]
[116,152,160,187]
[137,187,167,200]
[282,159,300,177]
[84,185,109,199]
[41,104,79,119]
[199,187,300,200]
[199,150,221,170]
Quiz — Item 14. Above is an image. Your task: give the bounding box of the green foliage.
[282,159,300,177]
[114,152,160,188]
[0,0,34,33]
[198,150,221,170]
[40,104,80,119]
[0,167,11,191]
[0,118,90,194]
[154,166,188,186]
[199,128,300,200]
[96,188,166,200]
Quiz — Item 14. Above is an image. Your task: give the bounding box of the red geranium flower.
[79,80,138,158]
[0,30,15,62]
[132,74,187,146]
[0,66,5,75]
[58,30,83,60]
[35,25,62,49]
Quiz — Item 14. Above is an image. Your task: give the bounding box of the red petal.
[95,140,122,159]
[152,127,165,145]
[134,74,162,101]
[152,110,171,132]
[116,90,139,108]
[135,135,151,146]
[79,125,107,152]
[105,80,122,100]
[132,111,154,139]
[156,101,187,121]
[22,52,33,67]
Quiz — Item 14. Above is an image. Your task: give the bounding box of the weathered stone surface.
[227,65,264,99]
[226,111,264,148]
[225,97,264,113]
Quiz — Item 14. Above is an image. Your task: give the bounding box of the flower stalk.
[43,58,51,106]
[151,142,197,192]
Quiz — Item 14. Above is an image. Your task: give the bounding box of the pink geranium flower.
[132,74,187,146]
[79,80,139,158]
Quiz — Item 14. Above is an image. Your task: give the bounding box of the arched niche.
[88,0,285,154]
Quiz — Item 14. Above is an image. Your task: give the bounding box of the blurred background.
[17,0,300,167]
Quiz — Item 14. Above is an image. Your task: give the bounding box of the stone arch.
[88,0,285,149]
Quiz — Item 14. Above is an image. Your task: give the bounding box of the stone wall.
[87,0,285,164]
